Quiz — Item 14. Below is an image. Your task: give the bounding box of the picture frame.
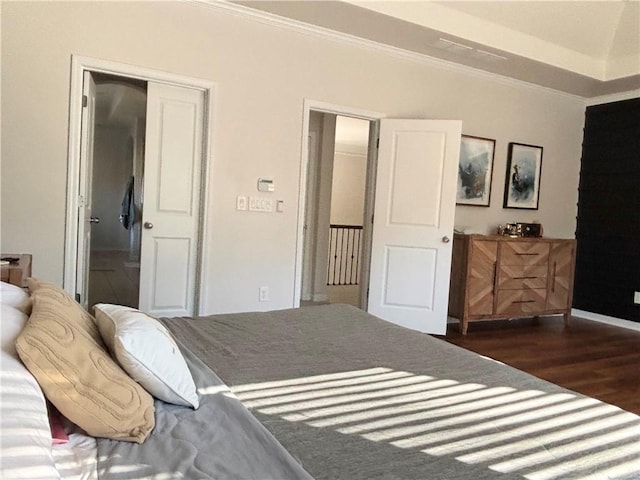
[503,142,543,210]
[456,135,496,207]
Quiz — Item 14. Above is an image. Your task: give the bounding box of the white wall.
[330,115,370,226]
[330,149,367,226]
[91,126,132,251]
[0,2,586,314]
[311,113,336,302]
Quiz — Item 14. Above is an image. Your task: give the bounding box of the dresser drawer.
[500,242,549,266]
[497,265,547,290]
[496,288,547,315]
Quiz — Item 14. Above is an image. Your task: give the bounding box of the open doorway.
[296,105,461,333]
[301,111,373,308]
[66,56,212,318]
[87,73,147,309]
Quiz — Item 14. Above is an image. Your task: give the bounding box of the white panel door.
[368,119,461,335]
[76,71,97,309]
[139,83,204,317]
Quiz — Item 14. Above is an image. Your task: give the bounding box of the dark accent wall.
[574,98,640,322]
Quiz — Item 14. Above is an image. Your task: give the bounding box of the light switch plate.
[236,195,247,211]
[249,196,273,212]
[259,286,269,302]
[634,291,640,304]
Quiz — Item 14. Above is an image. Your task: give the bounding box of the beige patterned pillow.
[15,282,155,443]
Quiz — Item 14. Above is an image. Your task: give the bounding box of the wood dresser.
[448,234,576,334]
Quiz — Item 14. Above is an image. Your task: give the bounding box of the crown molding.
[585,89,640,107]
[188,0,583,102]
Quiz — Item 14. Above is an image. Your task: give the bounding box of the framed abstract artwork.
[503,142,543,210]
[456,135,496,207]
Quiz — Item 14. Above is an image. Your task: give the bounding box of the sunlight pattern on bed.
[232,367,640,480]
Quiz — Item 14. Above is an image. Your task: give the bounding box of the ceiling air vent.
[433,38,473,54]
[472,49,508,62]
[433,38,508,63]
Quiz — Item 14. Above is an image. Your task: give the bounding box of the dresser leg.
[460,319,468,335]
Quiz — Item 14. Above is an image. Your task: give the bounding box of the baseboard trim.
[572,309,640,332]
[447,311,640,332]
[312,294,330,303]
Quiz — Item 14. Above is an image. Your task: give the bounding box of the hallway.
[301,285,360,308]
[88,250,139,310]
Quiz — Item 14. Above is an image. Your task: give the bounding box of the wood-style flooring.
[301,285,361,308]
[442,315,640,416]
[88,250,139,310]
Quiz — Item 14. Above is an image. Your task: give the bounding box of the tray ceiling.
[232,0,640,98]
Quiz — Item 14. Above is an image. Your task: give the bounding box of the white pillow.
[93,304,199,408]
[0,281,31,314]
[1,304,61,480]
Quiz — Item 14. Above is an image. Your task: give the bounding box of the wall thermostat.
[257,177,275,192]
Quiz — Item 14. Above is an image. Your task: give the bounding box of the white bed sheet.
[52,429,97,480]
[1,304,60,480]
[1,299,97,480]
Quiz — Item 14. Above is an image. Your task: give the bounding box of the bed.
[160,305,640,480]
[2,280,640,480]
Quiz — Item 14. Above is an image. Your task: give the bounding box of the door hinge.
[82,95,88,108]
[376,138,380,148]
[371,214,374,224]
[78,195,86,207]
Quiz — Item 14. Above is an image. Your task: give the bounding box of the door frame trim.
[64,55,216,315]
[293,99,384,307]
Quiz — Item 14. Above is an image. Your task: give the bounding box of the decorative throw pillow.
[0,280,31,314]
[15,283,155,443]
[94,304,199,409]
[25,276,45,294]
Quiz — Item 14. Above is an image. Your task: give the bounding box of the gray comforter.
[160,305,640,480]
[96,344,313,479]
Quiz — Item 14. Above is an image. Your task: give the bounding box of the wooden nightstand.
[1,254,32,287]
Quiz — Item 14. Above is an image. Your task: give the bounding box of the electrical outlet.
[259,286,269,302]
[634,291,640,305]
[236,195,247,211]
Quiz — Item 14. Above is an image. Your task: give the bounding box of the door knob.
[442,236,451,243]
[89,217,100,224]
[144,222,154,229]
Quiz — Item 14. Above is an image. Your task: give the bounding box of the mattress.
[163,304,640,480]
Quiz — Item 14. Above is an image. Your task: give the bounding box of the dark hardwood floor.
[441,315,640,416]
